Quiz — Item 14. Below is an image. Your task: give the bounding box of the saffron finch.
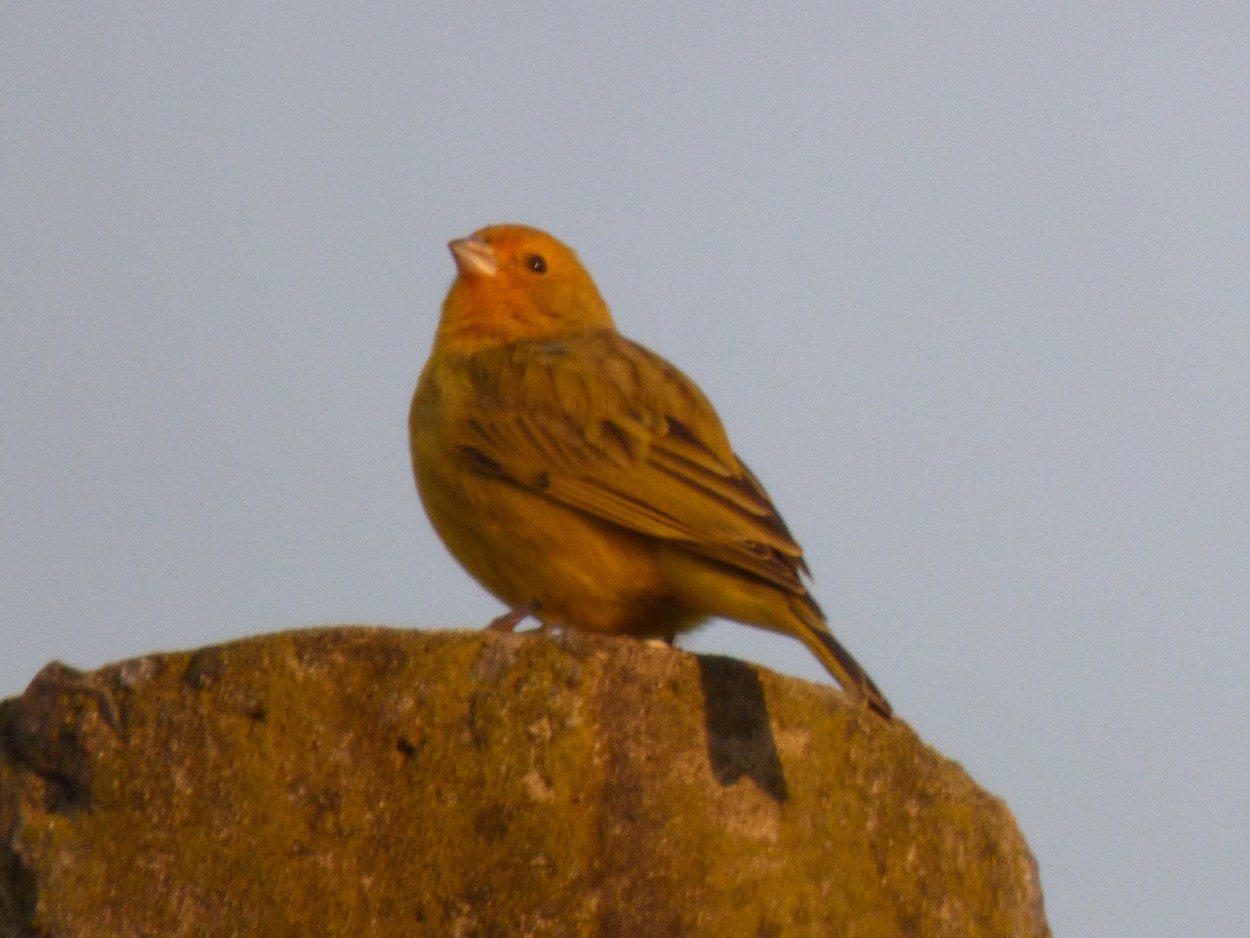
[409,224,892,718]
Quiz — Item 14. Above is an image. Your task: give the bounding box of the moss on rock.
[0,627,1048,937]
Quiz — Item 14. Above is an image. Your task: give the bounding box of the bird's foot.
[487,601,540,633]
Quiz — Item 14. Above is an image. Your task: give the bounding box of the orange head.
[435,224,615,351]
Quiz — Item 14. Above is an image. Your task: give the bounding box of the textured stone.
[0,627,1048,937]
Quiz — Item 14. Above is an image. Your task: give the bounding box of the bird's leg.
[487,600,540,633]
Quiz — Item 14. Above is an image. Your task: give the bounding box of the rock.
[0,627,1049,937]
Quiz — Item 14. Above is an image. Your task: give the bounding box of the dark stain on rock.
[697,654,788,802]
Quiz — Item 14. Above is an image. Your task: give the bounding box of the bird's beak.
[448,236,498,278]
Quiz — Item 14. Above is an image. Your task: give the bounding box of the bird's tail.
[789,597,893,720]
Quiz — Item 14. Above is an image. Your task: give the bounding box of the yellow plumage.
[410,224,891,718]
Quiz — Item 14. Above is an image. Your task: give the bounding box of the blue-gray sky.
[3,6,1247,935]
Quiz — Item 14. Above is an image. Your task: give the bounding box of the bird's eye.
[527,255,547,274]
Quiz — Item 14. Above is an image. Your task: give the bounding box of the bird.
[409,224,892,719]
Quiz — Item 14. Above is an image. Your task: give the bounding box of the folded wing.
[452,330,814,598]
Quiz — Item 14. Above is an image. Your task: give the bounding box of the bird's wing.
[449,330,811,595]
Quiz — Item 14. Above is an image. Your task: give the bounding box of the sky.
[3,5,1248,935]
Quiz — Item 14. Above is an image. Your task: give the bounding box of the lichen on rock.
[0,627,1049,937]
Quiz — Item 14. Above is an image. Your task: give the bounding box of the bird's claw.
[487,601,540,633]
